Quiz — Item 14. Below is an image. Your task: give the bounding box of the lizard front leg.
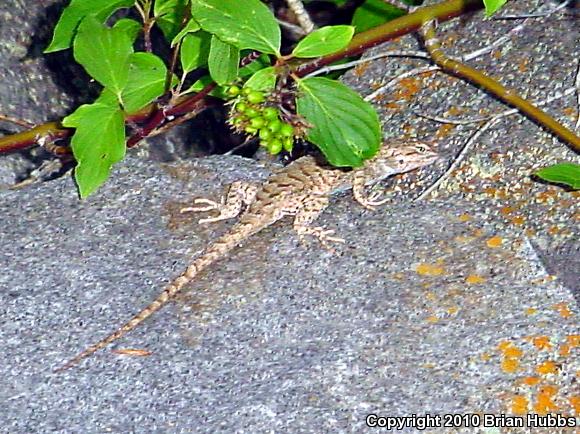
[181,181,258,224]
[352,174,389,211]
[291,195,345,248]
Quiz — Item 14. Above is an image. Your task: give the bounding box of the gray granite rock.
[1,0,579,432]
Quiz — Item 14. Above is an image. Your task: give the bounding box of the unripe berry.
[262,107,279,120]
[280,123,294,137]
[247,90,265,104]
[227,85,241,97]
[283,137,293,151]
[268,138,283,154]
[244,107,260,118]
[259,128,272,141]
[267,119,282,133]
[250,117,265,129]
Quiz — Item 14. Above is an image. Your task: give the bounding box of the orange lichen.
[415,263,446,276]
[536,361,558,375]
[569,396,580,415]
[502,358,520,373]
[486,236,503,248]
[520,376,541,386]
[533,386,560,414]
[466,274,486,285]
[510,216,526,226]
[426,315,439,323]
[553,303,573,319]
[566,335,580,347]
[435,123,455,138]
[532,336,552,351]
[500,206,515,215]
[394,77,422,101]
[511,395,529,415]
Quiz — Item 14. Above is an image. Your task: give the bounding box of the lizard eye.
[416,144,427,153]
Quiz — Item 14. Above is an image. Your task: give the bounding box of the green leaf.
[208,35,240,85]
[296,77,381,167]
[180,31,212,73]
[243,67,277,92]
[535,163,580,190]
[62,92,126,198]
[351,0,406,33]
[73,16,133,98]
[238,53,271,78]
[154,0,190,41]
[191,0,281,56]
[291,25,354,58]
[483,0,508,16]
[45,0,134,53]
[121,53,168,114]
[171,18,201,46]
[185,75,228,99]
[113,18,142,44]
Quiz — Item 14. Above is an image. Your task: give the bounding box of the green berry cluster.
[227,85,295,155]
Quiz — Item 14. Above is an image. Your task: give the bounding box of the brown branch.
[421,20,580,152]
[295,0,484,77]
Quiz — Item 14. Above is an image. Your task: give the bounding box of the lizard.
[55,139,439,371]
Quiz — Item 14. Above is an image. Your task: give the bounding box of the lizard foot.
[180,198,233,224]
[355,189,389,211]
[297,226,345,250]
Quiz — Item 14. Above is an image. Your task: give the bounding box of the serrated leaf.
[113,18,142,43]
[484,0,508,16]
[351,0,406,33]
[191,0,281,56]
[171,19,201,46]
[73,16,133,98]
[121,53,168,114]
[154,0,190,41]
[208,35,239,85]
[243,67,276,92]
[535,163,580,190]
[45,0,134,53]
[291,25,354,58]
[180,31,211,73]
[62,93,126,198]
[296,77,381,167]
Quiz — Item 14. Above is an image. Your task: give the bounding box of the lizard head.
[362,140,440,185]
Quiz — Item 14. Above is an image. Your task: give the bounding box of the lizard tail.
[55,222,257,372]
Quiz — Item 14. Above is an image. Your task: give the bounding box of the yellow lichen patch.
[458,213,472,222]
[569,396,580,415]
[510,216,526,226]
[393,77,422,101]
[500,206,515,215]
[566,335,580,348]
[486,236,503,248]
[447,306,459,315]
[426,315,439,324]
[533,385,560,414]
[536,361,558,375]
[553,303,573,319]
[525,307,538,315]
[415,263,446,276]
[531,336,552,351]
[511,395,529,415]
[466,274,486,285]
[502,357,520,373]
[435,123,455,138]
[480,352,492,362]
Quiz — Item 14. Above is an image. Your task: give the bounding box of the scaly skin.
[56,140,438,371]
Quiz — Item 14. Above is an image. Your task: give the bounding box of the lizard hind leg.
[292,195,345,249]
[181,181,258,224]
